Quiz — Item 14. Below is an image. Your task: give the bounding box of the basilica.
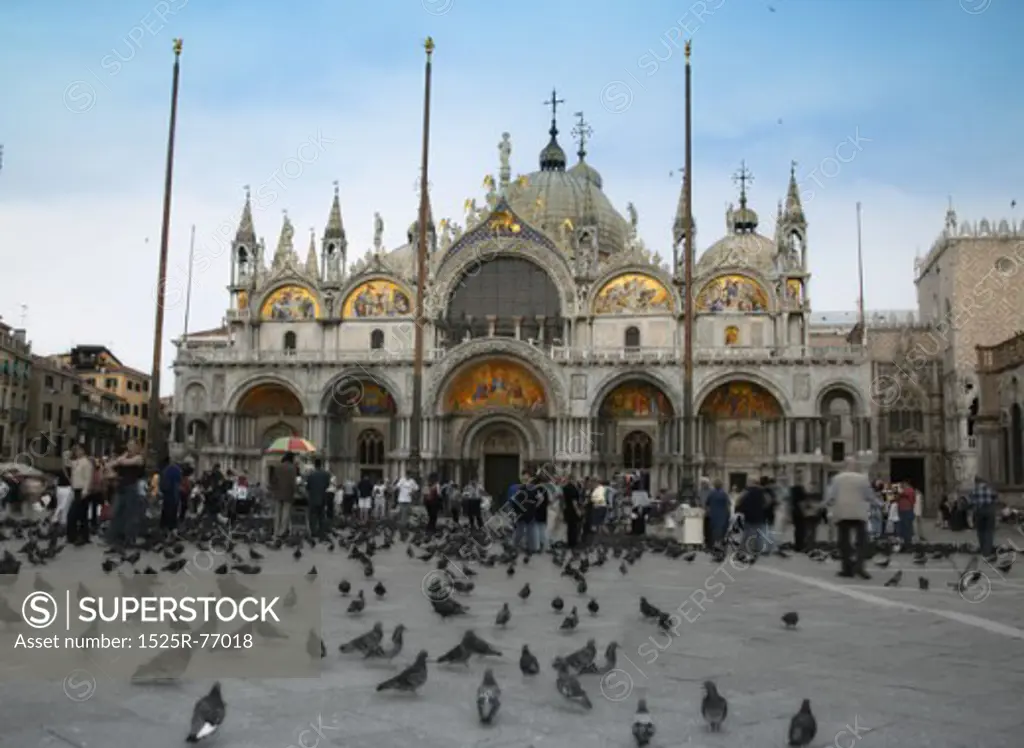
[170,111,875,501]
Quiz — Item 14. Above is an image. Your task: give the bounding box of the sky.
[1,0,1021,393]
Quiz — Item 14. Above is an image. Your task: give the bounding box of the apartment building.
[0,319,32,459]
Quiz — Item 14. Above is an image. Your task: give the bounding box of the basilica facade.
[170,116,875,500]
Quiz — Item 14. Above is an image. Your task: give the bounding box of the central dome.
[697,194,776,276]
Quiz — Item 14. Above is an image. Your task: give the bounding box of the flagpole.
[680,40,695,502]
[856,202,866,345]
[409,37,435,485]
[183,224,196,344]
[147,39,183,470]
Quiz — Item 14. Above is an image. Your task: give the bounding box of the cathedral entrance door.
[484,454,520,506]
[728,472,747,493]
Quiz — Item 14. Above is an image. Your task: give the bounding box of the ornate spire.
[571,111,592,163]
[539,88,567,172]
[497,133,512,195]
[273,210,296,268]
[305,228,319,277]
[782,160,805,225]
[324,180,345,239]
[730,161,758,233]
[945,195,957,234]
[672,168,694,247]
[235,185,256,244]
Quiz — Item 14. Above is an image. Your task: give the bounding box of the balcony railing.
[175,341,866,367]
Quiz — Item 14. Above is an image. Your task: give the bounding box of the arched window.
[370,329,385,350]
[283,331,297,352]
[623,431,653,470]
[624,326,640,350]
[358,429,386,466]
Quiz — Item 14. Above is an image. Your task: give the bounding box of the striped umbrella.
[264,436,317,454]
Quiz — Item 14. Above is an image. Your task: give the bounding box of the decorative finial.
[571,111,592,161]
[243,184,251,200]
[173,38,183,56]
[282,209,288,220]
[790,160,797,178]
[332,179,339,195]
[424,37,435,55]
[684,40,691,61]
[544,88,565,136]
[732,161,754,206]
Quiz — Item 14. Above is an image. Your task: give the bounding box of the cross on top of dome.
[572,111,592,161]
[733,161,754,208]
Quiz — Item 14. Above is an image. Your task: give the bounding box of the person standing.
[424,478,441,532]
[357,473,374,523]
[705,479,731,549]
[824,462,877,579]
[305,459,332,538]
[342,477,357,518]
[52,473,74,528]
[532,478,549,551]
[462,478,483,529]
[372,477,387,520]
[67,446,94,545]
[589,481,608,538]
[736,478,769,554]
[271,452,298,537]
[895,482,916,545]
[396,473,417,526]
[325,475,337,525]
[561,477,581,548]
[968,475,999,559]
[789,478,808,551]
[105,440,146,552]
[158,458,183,533]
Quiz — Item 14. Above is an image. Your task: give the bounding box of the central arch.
[592,376,676,490]
[699,379,785,489]
[320,374,399,479]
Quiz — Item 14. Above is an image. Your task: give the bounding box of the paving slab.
[0,535,1022,748]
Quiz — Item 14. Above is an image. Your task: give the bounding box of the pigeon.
[576,578,587,595]
[376,650,428,693]
[432,597,469,619]
[561,637,595,670]
[162,558,187,573]
[101,558,118,574]
[347,590,365,614]
[884,570,902,588]
[213,563,229,575]
[587,598,599,615]
[293,546,302,561]
[701,681,728,731]
[506,565,515,577]
[452,579,474,594]
[518,583,531,601]
[520,644,540,675]
[338,579,351,596]
[463,630,502,657]
[366,624,405,660]
[437,643,473,667]
[619,562,628,574]
[560,606,579,631]
[186,682,226,742]
[632,698,656,746]
[476,668,501,724]
[788,699,817,747]
[782,611,799,628]
[307,629,325,659]
[339,622,383,655]
[374,581,387,598]
[248,547,263,561]
[495,603,510,627]
[554,659,592,709]
[551,596,564,612]
[283,586,298,608]
[306,565,318,579]
[918,576,929,591]
[639,597,661,619]
[912,554,927,566]
[995,554,1014,573]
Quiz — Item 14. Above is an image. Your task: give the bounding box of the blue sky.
[1,0,1020,391]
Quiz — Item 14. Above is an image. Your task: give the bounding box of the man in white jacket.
[66,447,94,544]
[825,461,879,580]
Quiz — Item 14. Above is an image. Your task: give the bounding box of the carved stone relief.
[571,374,587,401]
[793,373,811,401]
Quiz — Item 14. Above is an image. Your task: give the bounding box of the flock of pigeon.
[0,514,1013,745]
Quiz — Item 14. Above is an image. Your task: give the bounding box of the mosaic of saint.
[594,274,674,315]
[335,381,396,416]
[445,358,546,414]
[237,291,249,310]
[700,381,782,419]
[724,326,739,346]
[696,275,768,313]
[786,279,802,305]
[600,382,673,419]
[342,280,412,318]
[260,285,319,321]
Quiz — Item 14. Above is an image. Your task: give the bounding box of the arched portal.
[233,383,306,481]
[323,376,397,479]
[596,379,674,487]
[699,380,784,488]
[444,257,564,345]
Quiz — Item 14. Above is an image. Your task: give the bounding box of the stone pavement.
[0,533,1022,748]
